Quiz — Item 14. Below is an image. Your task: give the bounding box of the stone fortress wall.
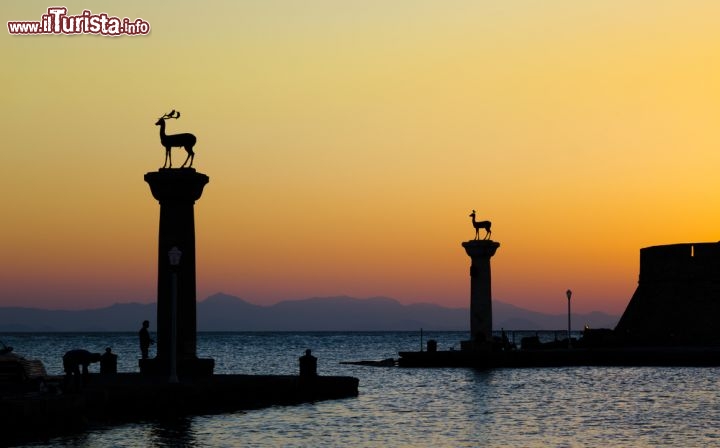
[616,242,720,344]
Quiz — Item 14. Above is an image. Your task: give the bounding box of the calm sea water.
[4,331,720,447]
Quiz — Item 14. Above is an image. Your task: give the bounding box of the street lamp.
[168,246,182,383]
[566,289,572,349]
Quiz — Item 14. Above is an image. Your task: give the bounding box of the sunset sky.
[2,2,720,315]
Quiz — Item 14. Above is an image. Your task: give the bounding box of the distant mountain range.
[0,293,619,332]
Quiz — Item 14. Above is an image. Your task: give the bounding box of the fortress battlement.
[639,242,720,283]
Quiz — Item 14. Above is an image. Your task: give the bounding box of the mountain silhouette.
[0,293,618,332]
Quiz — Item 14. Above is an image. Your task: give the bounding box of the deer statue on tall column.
[155,110,197,168]
[469,210,492,240]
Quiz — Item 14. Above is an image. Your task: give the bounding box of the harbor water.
[4,331,720,447]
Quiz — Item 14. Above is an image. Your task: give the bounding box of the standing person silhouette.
[299,349,317,377]
[139,320,154,359]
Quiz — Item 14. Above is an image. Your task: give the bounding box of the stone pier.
[461,239,500,348]
[142,168,214,376]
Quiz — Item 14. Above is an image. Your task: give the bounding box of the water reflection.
[149,417,196,447]
[11,333,720,447]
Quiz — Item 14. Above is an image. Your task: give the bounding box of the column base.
[460,340,492,352]
[139,357,215,378]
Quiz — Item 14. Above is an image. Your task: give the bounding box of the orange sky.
[2,2,720,314]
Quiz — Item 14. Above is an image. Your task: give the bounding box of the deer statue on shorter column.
[469,210,492,240]
[155,110,197,168]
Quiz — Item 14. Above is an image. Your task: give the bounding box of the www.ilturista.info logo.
[7,7,150,36]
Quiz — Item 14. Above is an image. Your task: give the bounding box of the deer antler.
[159,110,181,120]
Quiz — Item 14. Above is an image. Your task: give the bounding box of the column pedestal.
[141,168,214,377]
[461,239,500,350]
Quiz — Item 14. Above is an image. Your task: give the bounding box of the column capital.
[462,240,500,258]
[144,168,209,202]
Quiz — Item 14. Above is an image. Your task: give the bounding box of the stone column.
[462,239,500,346]
[143,168,213,376]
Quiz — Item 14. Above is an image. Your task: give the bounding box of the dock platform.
[1,373,359,446]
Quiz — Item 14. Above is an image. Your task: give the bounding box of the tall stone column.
[462,239,500,346]
[143,168,213,376]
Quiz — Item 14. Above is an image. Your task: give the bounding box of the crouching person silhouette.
[63,349,101,391]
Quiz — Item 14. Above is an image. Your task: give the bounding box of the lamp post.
[168,246,182,383]
[566,289,572,349]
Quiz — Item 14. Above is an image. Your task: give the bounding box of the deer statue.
[469,210,492,240]
[155,110,197,168]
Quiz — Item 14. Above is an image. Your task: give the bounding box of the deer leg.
[181,147,195,168]
[163,149,170,168]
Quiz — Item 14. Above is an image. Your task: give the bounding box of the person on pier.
[62,349,101,391]
[299,349,317,377]
[139,320,155,359]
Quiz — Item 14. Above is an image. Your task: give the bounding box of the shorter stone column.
[462,239,500,347]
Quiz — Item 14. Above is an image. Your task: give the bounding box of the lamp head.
[168,246,182,266]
